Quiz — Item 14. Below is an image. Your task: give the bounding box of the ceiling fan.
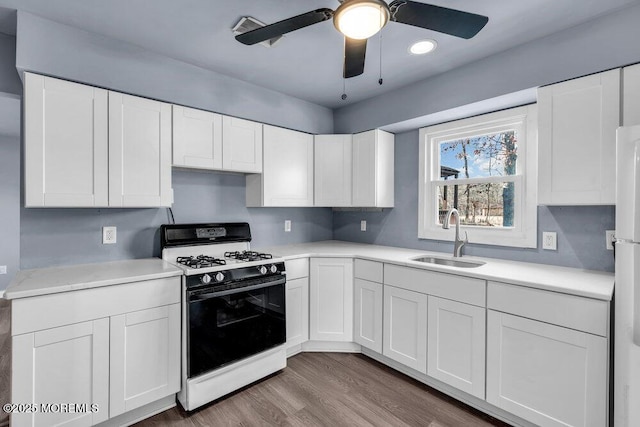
[235,0,489,79]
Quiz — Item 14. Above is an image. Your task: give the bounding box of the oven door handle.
[188,276,286,302]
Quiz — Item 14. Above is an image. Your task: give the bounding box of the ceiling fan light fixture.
[334,0,390,40]
[409,39,437,55]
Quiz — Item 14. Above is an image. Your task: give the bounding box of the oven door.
[187,276,286,378]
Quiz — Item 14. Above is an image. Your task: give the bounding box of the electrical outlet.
[0,265,6,275]
[606,230,615,250]
[542,231,557,250]
[360,220,367,232]
[284,220,292,232]
[102,226,117,244]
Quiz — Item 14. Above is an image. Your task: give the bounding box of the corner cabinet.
[353,260,384,353]
[314,134,353,207]
[24,72,173,208]
[538,69,620,205]
[246,125,314,207]
[352,129,394,208]
[309,258,354,342]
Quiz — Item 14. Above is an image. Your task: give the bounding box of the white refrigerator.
[615,125,640,426]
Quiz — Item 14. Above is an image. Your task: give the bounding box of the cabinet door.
[110,304,180,417]
[109,92,173,207]
[383,285,428,373]
[173,105,223,169]
[354,278,383,353]
[352,129,394,207]
[314,134,352,206]
[427,296,485,398]
[487,311,608,427]
[286,277,309,349]
[12,319,109,426]
[352,130,377,207]
[623,63,640,126]
[309,258,354,342]
[538,69,620,205]
[222,116,263,173]
[24,73,109,207]
[262,125,314,206]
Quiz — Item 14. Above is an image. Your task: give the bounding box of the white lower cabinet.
[427,296,485,399]
[11,277,181,427]
[486,310,608,427]
[110,304,180,417]
[383,285,428,374]
[353,278,383,353]
[12,319,110,427]
[286,277,309,349]
[309,258,354,342]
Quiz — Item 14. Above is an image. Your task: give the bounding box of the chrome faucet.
[442,208,468,257]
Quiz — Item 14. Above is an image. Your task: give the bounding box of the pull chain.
[341,78,347,100]
[378,8,383,85]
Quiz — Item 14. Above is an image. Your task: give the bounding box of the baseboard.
[300,340,361,353]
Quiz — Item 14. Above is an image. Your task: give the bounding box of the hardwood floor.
[136,352,511,427]
[0,298,10,426]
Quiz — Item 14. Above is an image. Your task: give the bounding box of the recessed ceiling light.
[409,39,437,55]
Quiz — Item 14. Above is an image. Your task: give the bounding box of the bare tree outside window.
[437,131,517,228]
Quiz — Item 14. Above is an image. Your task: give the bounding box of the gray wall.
[15,12,333,134]
[0,132,20,289]
[11,12,335,276]
[333,131,615,272]
[0,32,20,96]
[21,170,333,270]
[333,2,640,133]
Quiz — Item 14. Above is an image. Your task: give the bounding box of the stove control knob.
[201,274,212,285]
[259,266,268,275]
[270,264,278,274]
[215,272,225,282]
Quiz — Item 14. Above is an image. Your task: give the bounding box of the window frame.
[418,105,538,248]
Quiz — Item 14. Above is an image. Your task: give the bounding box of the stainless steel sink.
[411,256,485,268]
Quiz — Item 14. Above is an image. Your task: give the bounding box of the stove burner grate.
[224,250,273,262]
[176,255,227,268]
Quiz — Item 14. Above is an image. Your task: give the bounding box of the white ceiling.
[0,0,637,108]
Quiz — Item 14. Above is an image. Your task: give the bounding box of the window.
[418,105,537,248]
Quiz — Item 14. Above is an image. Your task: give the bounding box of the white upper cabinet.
[24,73,172,208]
[222,116,263,173]
[623,63,640,126]
[246,125,314,207]
[24,73,109,207]
[538,69,620,205]
[109,92,173,207]
[352,129,394,207]
[172,105,223,170]
[314,134,352,207]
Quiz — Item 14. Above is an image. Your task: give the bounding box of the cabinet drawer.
[384,264,485,307]
[354,259,383,283]
[12,277,181,335]
[285,258,309,280]
[487,281,608,336]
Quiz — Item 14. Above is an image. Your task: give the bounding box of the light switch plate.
[360,220,367,232]
[542,231,557,250]
[284,220,291,232]
[103,226,117,244]
[0,265,6,275]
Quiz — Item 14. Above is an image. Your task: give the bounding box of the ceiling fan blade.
[389,0,488,39]
[344,37,367,78]
[235,8,334,45]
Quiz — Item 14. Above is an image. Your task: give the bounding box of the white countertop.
[4,258,183,300]
[257,240,615,301]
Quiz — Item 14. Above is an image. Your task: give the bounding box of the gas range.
[159,222,287,411]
